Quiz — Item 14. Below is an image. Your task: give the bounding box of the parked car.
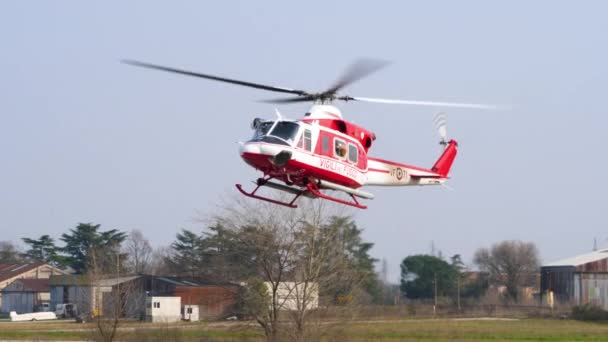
[75,312,95,323]
[37,303,50,312]
[55,303,78,318]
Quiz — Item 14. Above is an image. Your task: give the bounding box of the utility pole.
[593,237,598,251]
[433,272,437,317]
[457,275,461,313]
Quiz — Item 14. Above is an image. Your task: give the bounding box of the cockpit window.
[269,121,300,144]
[252,121,274,140]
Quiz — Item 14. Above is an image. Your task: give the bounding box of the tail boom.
[364,140,458,186]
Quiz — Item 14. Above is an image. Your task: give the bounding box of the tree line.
[400,240,540,303]
[1,214,540,305]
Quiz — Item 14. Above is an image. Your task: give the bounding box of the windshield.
[269,121,300,144]
[250,120,301,146]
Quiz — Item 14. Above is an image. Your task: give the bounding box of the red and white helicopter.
[125,59,494,209]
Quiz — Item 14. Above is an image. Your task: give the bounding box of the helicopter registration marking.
[390,167,405,180]
[318,159,358,178]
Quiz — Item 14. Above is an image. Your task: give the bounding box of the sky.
[2,1,608,282]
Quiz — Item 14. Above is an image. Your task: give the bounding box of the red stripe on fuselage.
[241,151,363,188]
[368,168,390,174]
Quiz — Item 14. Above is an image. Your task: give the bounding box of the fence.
[311,303,572,321]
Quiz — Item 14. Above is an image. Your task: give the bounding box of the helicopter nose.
[239,142,261,156]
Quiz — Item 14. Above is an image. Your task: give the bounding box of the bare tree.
[86,247,143,342]
[148,245,174,276]
[213,196,365,342]
[123,230,152,274]
[473,240,539,302]
[0,241,23,263]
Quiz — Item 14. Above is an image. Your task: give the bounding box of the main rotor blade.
[326,58,390,95]
[260,96,315,104]
[351,96,498,110]
[122,60,309,96]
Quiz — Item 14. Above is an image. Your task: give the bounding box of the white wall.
[182,304,199,321]
[145,296,181,323]
[264,282,318,311]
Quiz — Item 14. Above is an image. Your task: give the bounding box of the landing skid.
[306,183,367,209]
[235,177,368,209]
[235,178,307,208]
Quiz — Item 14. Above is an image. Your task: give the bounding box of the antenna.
[594,237,598,251]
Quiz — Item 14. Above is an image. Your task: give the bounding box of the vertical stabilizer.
[431,140,458,177]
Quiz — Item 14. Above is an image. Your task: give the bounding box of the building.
[182,304,199,321]
[49,275,144,318]
[541,249,608,309]
[0,263,67,312]
[145,296,181,322]
[264,282,318,311]
[171,281,240,319]
[1,278,50,313]
[50,275,240,320]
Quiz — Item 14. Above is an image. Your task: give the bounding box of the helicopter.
[124,59,494,209]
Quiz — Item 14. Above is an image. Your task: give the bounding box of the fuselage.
[240,119,367,188]
[239,105,452,190]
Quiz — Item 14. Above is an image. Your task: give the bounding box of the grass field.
[1,318,608,341]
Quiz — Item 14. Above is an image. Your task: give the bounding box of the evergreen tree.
[168,229,204,277]
[60,223,127,274]
[318,216,381,304]
[400,254,457,299]
[22,235,63,267]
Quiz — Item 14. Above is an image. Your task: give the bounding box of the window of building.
[334,139,347,158]
[348,144,358,164]
[154,302,160,308]
[187,307,193,314]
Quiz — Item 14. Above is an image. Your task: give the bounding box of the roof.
[98,276,140,286]
[543,249,608,267]
[49,274,238,288]
[49,275,141,286]
[0,262,45,283]
[1,278,49,293]
[49,275,89,286]
[152,276,237,287]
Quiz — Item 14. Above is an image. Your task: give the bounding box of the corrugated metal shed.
[174,285,239,319]
[542,249,608,309]
[1,279,51,313]
[543,249,608,272]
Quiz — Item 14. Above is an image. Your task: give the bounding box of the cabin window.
[348,144,358,164]
[298,129,312,151]
[334,139,347,158]
[321,135,329,154]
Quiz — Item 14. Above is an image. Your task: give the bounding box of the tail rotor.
[433,112,449,146]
